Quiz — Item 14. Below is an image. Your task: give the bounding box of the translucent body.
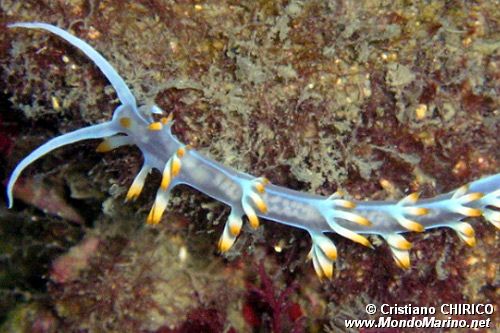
[7,22,499,279]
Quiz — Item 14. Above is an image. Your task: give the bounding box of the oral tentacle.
[7,121,118,208]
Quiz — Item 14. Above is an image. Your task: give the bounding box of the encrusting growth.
[6,22,499,280]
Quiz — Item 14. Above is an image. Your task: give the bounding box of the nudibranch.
[6,23,500,280]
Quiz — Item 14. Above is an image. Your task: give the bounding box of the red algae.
[50,236,100,284]
[244,261,305,332]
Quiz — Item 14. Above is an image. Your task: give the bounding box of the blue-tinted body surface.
[7,23,499,279]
